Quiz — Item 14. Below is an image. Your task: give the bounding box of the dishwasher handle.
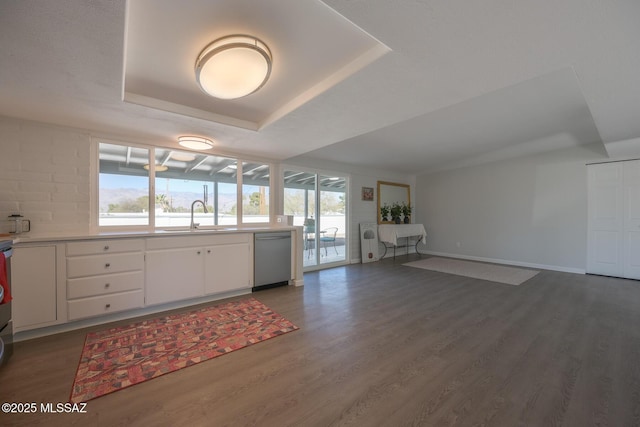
[255,234,291,241]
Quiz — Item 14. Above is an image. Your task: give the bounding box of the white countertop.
[10,226,298,244]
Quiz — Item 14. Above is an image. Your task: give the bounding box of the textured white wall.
[414,143,609,272]
[0,117,91,235]
[349,174,385,262]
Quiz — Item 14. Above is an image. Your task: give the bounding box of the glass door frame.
[282,166,349,272]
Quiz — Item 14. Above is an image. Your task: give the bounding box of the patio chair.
[303,218,315,258]
[320,227,338,256]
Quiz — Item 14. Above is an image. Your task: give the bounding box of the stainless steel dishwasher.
[254,232,291,291]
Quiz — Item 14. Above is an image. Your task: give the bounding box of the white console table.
[378,224,427,258]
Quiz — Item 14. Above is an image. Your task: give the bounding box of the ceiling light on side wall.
[195,35,272,100]
[178,136,214,150]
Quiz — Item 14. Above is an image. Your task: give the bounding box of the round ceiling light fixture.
[143,164,168,172]
[195,35,272,100]
[171,152,197,162]
[178,136,214,150]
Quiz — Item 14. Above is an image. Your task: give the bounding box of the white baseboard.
[351,246,419,264]
[421,250,586,275]
[345,250,583,275]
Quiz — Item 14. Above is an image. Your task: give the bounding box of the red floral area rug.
[70,298,299,403]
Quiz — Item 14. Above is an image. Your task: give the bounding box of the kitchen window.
[241,161,270,224]
[98,143,150,227]
[97,141,270,229]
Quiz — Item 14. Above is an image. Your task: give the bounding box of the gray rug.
[403,257,539,286]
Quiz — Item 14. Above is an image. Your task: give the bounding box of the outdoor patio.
[303,236,346,267]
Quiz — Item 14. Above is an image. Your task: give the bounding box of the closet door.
[587,160,640,279]
[623,161,640,279]
[587,162,623,277]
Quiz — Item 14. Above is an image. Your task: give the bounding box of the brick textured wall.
[0,117,91,235]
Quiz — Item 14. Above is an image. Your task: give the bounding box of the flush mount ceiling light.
[171,152,197,162]
[143,164,168,172]
[195,35,272,100]
[178,136,214,150]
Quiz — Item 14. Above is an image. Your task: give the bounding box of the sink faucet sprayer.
[190,185,209,230]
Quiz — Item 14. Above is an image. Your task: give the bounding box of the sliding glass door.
[317,174,346,265]
[284,170,347,269]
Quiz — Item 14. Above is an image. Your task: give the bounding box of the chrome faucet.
[190,199,208,230]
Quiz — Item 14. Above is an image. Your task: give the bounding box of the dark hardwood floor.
[1,254,640,426]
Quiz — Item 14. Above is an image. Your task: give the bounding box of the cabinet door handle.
[104,245,110,251]
[207,249,211,254]
[105,263,111,268]
[105,304,111,309]
[197,251,201,255]
[105,283,110,288]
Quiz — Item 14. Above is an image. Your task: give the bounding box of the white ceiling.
[123,0,389,130]
[293,68,603,173]
[1,0,639,175]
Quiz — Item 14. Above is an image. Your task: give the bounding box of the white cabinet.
[205,243,251,294]
[145,247,205,306]
[145,233,252,307]
[66,239,144,320]
[9,230,285,336]
[12,245,57,330]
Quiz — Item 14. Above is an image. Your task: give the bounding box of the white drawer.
[67,290,144,320]
[67,239,145,256]
[67,253,144,278]
[67,271,143,299]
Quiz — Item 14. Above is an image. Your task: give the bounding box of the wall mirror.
[377,181,410,224]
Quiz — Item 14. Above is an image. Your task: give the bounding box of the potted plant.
[380,204,390,222]
[390,202,403,224]
[402,202,412,223]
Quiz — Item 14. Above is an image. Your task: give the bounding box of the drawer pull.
[105,283,110,288]
[197,251,201,255]
[105,304,111,309]
[104,245,110,251]
[105,263,111,268]
[207,249,211,254]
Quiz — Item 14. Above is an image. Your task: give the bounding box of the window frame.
[91,138,273,233]
[281,165,349,271]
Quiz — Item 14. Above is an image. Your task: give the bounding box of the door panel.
[319,174,346,265]
[623,161,640,279]
[593,231,621,270]
[587,163,623,276]
[205,243,251,294]
[588,160,640,279]
[625,232,640,279]
[146,248,204,306]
